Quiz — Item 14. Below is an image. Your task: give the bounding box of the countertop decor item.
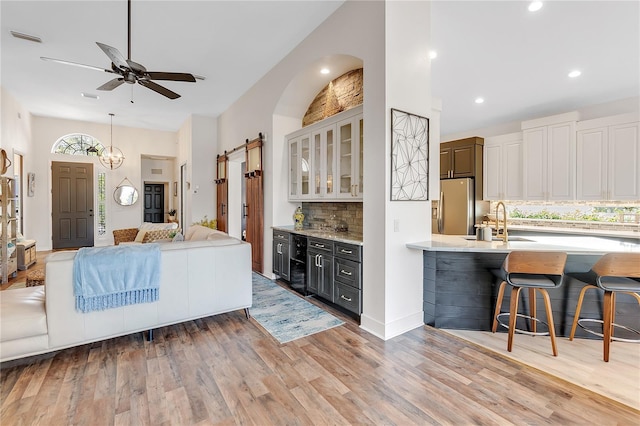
[293,206,304,230]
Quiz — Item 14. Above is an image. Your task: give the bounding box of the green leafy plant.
[193,215,217,229]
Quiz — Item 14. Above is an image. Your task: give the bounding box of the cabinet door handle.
[339,249,352,254]
[340,269,352,276]
[314,243,325,248]
[340,295,352,302]
[318,254,323,268]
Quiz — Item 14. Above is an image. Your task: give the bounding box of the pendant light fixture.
[100,113,125,170]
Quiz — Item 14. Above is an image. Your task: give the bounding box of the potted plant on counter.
[168,209,177,222]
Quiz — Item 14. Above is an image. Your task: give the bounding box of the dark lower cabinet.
[307,238,334,300]
[333,242,362,315]
[272,230,290,281]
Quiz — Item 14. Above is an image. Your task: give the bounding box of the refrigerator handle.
[437,191,444,233]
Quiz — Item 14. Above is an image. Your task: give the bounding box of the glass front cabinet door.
[311,125,336,198]
[287,105,363,201]
[336,115,363,199]
[289,134,311,200]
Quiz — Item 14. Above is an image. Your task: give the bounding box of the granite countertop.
[272,225,363,246]
[508,224,639,239]
[406,233,640,255]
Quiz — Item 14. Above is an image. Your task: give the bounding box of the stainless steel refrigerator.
[433,177,484,235]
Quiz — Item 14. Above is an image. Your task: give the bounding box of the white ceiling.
[1,1,639,136]
[431,1,640,137]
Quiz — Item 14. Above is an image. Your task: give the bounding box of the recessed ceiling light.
[475,97,485,104]
[528,1,543,12]
[568,70,582,78]
[429,50,438,60]
[320,68,330,75]
[81,93,99,99]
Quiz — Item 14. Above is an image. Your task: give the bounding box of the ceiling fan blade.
[97,78,125,91]
[40,57,115,74]
[138,79,180,99]
[146,72,196,82]
[96,42,129,70]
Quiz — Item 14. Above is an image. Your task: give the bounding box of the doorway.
[51,161,94,249]
[143,183,165,223]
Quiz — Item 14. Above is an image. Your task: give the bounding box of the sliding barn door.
[244,136,263,272]
[215,154,228,233]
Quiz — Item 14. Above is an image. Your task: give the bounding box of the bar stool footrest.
[577,318,640,343]
[496,312,551,336]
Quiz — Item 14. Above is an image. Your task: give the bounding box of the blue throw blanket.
[73,243,161,313]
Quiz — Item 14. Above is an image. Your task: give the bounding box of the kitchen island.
[407,234,640,337]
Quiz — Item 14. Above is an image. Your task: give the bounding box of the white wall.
[442,96,640,142]
[189,115,217,225]
[1,88,34,235]
[217,1,433,339]
[30,116,177,249]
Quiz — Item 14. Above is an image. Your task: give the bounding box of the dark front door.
[144,183,164,223]
[52,161,94,249]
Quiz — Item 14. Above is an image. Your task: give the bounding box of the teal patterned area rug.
[251,273,344,344]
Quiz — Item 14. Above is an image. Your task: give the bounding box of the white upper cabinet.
[288,105,363,201]
[336,114,363,199]
[577,114,640,200]
[522,113,577,201]
[609,122,640,200]
[483,133,523,200]
[289,134,311,200]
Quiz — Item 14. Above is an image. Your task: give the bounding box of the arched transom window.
[51,133,107,236]
[52,133,105,156]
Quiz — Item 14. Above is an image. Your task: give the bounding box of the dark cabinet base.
[422,251,639,338]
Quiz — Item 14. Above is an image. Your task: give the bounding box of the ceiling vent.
[10,31,41,43]
[151,168,162,175]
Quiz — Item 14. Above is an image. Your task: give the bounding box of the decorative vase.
[293,207,305,230]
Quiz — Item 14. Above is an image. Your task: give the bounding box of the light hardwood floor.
[2,282,639,425]
[446,328,640,410]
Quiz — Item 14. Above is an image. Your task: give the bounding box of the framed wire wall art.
[390,108,429,201]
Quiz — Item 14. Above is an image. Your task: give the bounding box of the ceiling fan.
[40,0,196,99]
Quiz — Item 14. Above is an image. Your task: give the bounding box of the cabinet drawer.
[273,230,290,242]
[307,238,333,254]
[333,242,362,262]
[334,257,361,289]
[334,282,361,314]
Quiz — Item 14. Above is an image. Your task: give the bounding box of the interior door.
[52,161,94,248]
[216,180,228,232]
[245,175,263,272]
[144,183,164,223]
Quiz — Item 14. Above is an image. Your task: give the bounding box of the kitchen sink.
[461,235,533,242]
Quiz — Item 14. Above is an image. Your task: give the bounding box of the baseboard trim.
[360,311,424,340]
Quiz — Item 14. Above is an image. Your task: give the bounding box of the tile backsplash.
[301,202,363,235]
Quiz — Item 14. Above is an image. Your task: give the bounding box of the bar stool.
[492,251,567,356]
[569,253,640,362]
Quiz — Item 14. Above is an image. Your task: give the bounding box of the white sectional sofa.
[0,227,252,362]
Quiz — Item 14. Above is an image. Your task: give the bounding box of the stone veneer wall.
[301,202,363,235]
[302,68,363,127]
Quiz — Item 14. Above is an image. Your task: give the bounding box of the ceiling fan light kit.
[100,113,125,170]
[40,0,196,100]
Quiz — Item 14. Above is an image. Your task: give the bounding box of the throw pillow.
[134,230,147,243]
[142,228,181,243]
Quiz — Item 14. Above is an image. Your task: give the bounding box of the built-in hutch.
[288,105,363,201]
[1,176,18,283]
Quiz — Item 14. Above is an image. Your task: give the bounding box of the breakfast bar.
[407,234,640,337]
